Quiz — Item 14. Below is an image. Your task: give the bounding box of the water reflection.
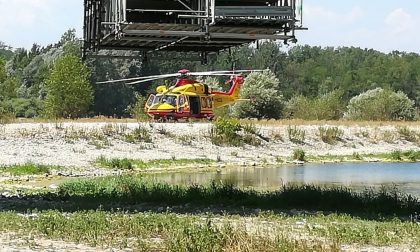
[148,162,420,197]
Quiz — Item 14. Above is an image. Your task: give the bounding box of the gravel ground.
[0,122,418,169]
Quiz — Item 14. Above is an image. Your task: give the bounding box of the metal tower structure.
[83,0,305,59]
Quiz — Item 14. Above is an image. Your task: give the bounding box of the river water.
[148,162,420,197]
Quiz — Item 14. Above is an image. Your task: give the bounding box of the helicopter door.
[189,96,201,115]
[177,95,187,113]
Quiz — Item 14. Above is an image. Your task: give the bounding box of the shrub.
[232,70,284,119]
[209,117,243,146]
[128,93,149,121]
[344,88,415,121]
[1,98,43,118]
[285,90,345,120]
[209,118,262,146]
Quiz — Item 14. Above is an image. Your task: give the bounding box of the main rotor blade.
[188,70,263,76]
[125,76,170,85]
[96,73,180,84]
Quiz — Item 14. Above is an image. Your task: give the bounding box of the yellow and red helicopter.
[98,69,259,120]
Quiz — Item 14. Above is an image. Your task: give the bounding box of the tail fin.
[210,75,245,109]
[230,75,244,99]
[211,75,244,98]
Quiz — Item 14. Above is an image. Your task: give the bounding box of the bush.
[1,98,43,118]
[344,88,415,121]
[124,125,152,143]
[285,90,345,120]
[128,93,149,121]
[232,70,284,119]
[209,118,262,146]
[0,106,14,124]
[209,117,243,146]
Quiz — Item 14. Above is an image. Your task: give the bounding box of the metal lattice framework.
[83,0,304,58]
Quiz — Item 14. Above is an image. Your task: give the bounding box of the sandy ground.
[0,122,419,169]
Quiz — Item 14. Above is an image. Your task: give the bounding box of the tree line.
[0,29,419,120]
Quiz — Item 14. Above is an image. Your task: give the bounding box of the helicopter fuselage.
[144,76,244,120]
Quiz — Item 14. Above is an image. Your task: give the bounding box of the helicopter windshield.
[153,95,163,104]
[162,95,177,106]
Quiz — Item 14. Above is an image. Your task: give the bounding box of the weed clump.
[390,150,402,161]
[318,126,344,144]
[96,156,134,170]
[124,125,152,143]
[292,148,306,161]
[287,125,305,144]
[397,126,418,142]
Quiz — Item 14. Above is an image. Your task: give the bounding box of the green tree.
[232,70,284,119]
[344,88,415,121]
[44,55,93,118]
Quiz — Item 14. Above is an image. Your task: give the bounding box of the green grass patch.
[53,177,420,216]
[0,163,55,176]
[0,210,344,252]
[95,156,214,170]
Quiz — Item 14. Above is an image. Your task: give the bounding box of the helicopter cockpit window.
[162,95,177,106]
[153,95,162,104]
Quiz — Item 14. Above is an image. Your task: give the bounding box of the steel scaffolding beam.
[83,0,305,59]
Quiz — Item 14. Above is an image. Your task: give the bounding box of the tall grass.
[287,126,306,144]
[55,177,420,215]
[318,126,344,144]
